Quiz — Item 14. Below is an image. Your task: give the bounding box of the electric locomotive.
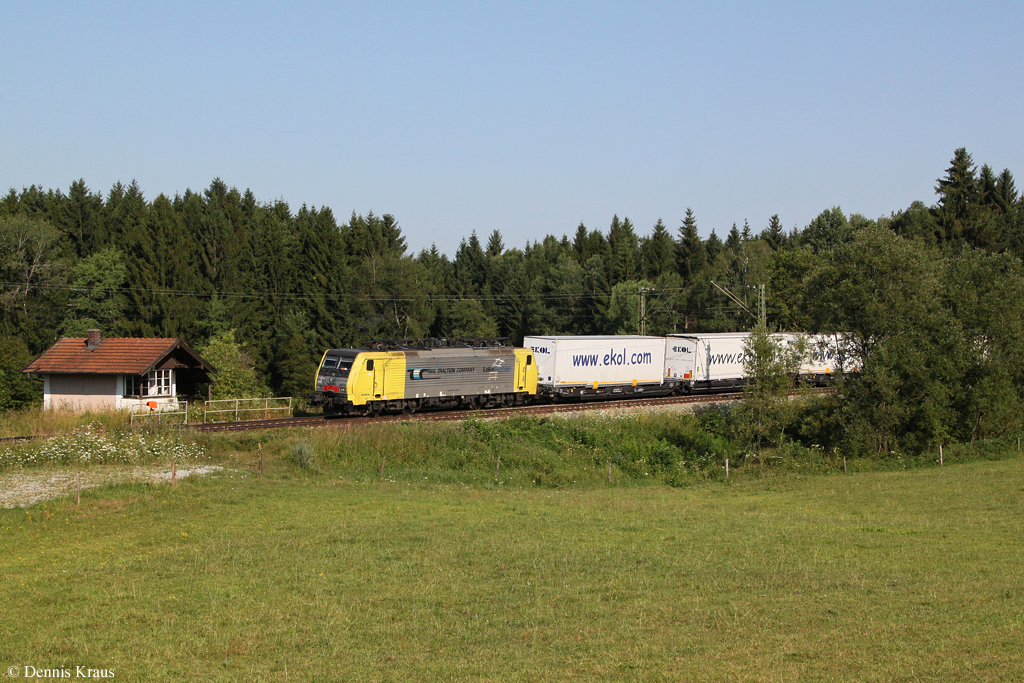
[310,342,538,417]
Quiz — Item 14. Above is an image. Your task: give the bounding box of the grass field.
[1,442,1022,681]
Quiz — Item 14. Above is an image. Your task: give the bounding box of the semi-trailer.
[665,332,753,392]
[523,335,680,400]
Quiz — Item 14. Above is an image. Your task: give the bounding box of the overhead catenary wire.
[0,280,759,306]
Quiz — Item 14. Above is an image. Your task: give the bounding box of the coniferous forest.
[3,148,1024,456]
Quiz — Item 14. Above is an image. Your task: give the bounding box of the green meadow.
[1,416,1022,681]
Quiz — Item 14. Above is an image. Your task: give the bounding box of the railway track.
[188,391,752,433]
[0,389,831,440]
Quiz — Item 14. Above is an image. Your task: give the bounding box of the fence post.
[258,443,263,479]
[235,399,239,422]
[725,458,729,479]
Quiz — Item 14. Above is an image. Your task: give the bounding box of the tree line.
[2,148,1024,455]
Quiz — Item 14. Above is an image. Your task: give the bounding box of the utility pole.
[638,286,654,335]
[758,284,766,328]
[710,281,767,328]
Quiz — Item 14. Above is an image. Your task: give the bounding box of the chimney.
[86,329,101,349]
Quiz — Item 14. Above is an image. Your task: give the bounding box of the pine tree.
[676,208,706,282]
[996,169,1019,212]
[62,179,104,257]
[979,164,999,207]
[348,211,406,258]
[640,218,674,278]
[726,223,741,251]
[934,147,980,242]
[762,214,784,250]
[454,231,488,294]
[607,215,638,285]
[705,229,724,264]
[581,256,610,334]
[572,222,589,262]
[486,229,505,257]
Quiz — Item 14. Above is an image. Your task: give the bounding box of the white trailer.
[665,333,753,391]
[667,331,851,391]
[523,335,678,399]
[785,333,851,384]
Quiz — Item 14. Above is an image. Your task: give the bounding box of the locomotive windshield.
[320,353,358,379]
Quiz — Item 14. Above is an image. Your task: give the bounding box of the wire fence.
[129,410,188,427]
[202,397,293,423]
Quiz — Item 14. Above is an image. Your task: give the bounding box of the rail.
[203,397,293,423]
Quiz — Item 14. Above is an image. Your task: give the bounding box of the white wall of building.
[43,372,180,413]
[44,374,119,412]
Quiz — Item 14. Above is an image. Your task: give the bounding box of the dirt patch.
[0,465,225,509]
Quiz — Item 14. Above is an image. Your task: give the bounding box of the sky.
[2,1,1022,257]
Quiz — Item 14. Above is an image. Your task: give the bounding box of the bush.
[291,441,319,471]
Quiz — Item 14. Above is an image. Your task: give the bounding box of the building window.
[123,371,174,397]
[148,370,172,396]
[124,375,144,397]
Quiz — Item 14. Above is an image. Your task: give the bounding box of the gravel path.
[0,465,225,509]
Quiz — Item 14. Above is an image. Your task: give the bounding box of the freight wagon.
[523,335,680,400]
[310,345,537,416]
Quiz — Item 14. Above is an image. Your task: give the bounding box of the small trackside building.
[22,330,217,413]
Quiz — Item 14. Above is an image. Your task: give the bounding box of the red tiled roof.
[22,337,215,375]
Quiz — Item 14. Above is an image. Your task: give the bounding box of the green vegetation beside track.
[1,413,1022,680]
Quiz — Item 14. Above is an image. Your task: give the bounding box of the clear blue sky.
[3,1,1021,256]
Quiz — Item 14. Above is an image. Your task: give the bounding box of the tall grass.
[0,407,133,438]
